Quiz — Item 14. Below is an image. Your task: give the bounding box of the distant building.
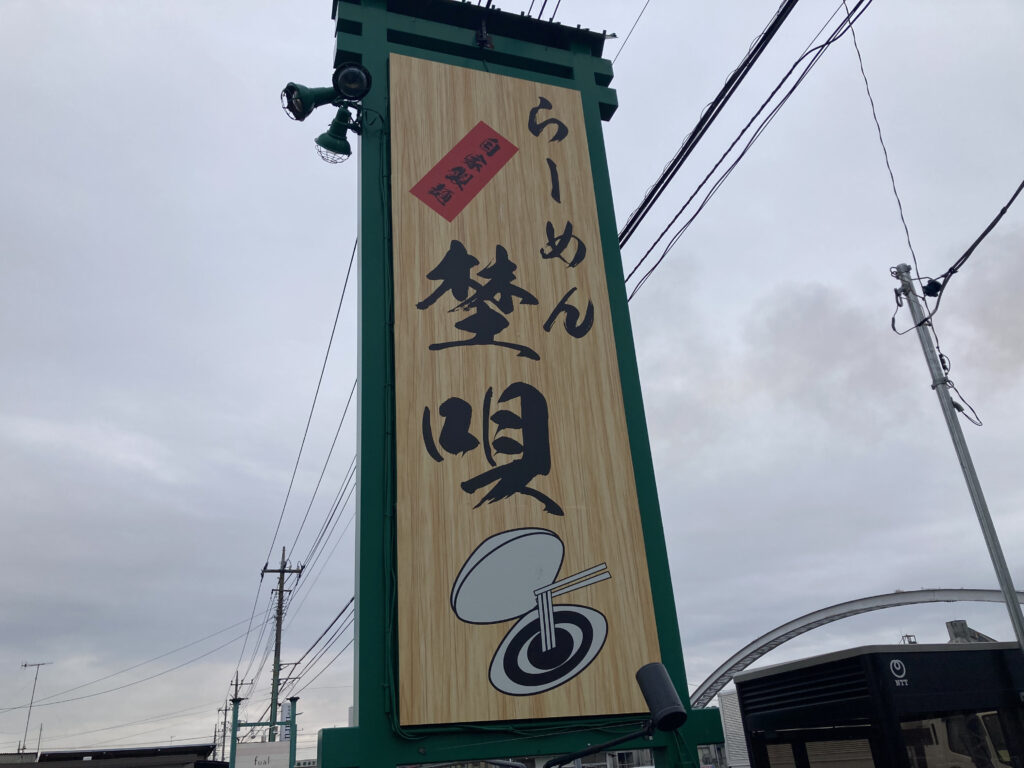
[0,744,220,768]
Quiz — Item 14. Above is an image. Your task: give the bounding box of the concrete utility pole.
[219,702,229,761]
[20,662,51,753]
[894,264,1024,654]
[229,673,245,768]
[262,547,302,742]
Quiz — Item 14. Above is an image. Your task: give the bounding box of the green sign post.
[301,1,724,765]
[230,697,299,768]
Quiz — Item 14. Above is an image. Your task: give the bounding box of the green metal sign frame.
[318,1,723,765]
[230,696,299,768]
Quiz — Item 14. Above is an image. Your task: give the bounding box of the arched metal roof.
[690,588,1024,709]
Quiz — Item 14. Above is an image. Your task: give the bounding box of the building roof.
[37,745,214,762]
[734,641,1019,682]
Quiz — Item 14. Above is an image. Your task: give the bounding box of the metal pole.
[287,697,298,768]
[21,662,50,753]
[263,547,301,743]
[220,704,229,762]
[229,697,242,768]
[894,263,1024,652]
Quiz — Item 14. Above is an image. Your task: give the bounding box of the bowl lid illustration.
[451,528,564,623]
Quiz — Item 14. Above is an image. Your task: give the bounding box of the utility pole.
[219,702,229,761]
[894,264,1024,654]
[228,672,251,768]
[20,662,51,754]
[262,547,302,742]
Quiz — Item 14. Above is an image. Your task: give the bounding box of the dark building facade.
[734,643,1024,768]
[0,744,220,768]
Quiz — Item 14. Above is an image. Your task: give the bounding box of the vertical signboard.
[391,53,661,726]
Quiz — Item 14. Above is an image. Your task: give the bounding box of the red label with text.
[410,121,518,222]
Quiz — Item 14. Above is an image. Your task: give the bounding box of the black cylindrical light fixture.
[332,63,372,101]
[636,662,688,732]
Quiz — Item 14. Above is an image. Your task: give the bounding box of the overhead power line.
[288,377,358,554]
[616,0,803,250]
[263,236,358,567]
[290,598,355,672]
[916,175,1024,324]
[1,623,267,713]
[238,236,357,678]
[2,619,257,712]
[239,593,276,685]
[626,0,875,298]
[292,637,355,697]
[285,479,358,629]
[842,0,920,282]
[41,702,219,744]
[613,0,653,65]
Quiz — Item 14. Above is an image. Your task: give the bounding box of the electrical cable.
[289,599,355,672]
[0,623,269,712]
[239,594,276,685]
[235,236,356,680]
[284,499,357,630]
[842,0,922,285]
[296,457,358,581]
[288,377,358,554]
[246,610,355,736]
[39,702,219,744]
[281,614,356,699]
[842,0,980,424]
[291,637,355,697]
[627,0,861,288]
[301,476,356,580]
[233,582,268,680]
[626,0,874,298]
[242,604,282,702]
[616,0,802,250]
[60,735,212,751]
[16,618,254,707]
[284,489,357,627]
[912,175,1024,325]
[889,175,1023,425]
[261,236,358,570]
[612,0,652,65]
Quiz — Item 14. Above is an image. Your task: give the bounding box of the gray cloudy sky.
[2,0,1023,760]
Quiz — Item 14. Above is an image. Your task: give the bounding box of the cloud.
[0,415,189,485]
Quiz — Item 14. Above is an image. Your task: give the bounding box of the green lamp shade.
[314,131,352,159]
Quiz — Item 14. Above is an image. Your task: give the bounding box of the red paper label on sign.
[410,121,518,222]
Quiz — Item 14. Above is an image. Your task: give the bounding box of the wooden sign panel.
[391,53,661,726]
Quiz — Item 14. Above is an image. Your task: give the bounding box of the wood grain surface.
[390,53,661,726]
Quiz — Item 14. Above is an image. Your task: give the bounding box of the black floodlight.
[314,107,361,164]
[636,662,688,732]
[281,82,337,122]
[332,62,372,101]
[543,662,688,768]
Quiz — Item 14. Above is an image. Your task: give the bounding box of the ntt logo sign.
[890,659,909,687]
